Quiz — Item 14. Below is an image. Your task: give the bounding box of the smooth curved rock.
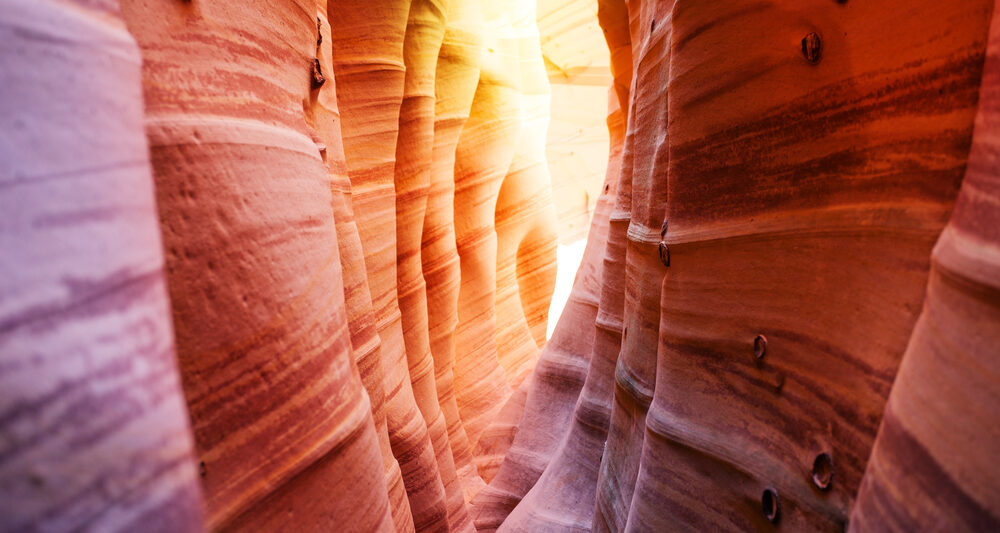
[328,1,452,530]
[472,91,625,531]
[851,4,1000,529]
[11,0,1000,530]
[309,5,414,530]
[485,0,997,531]
[0,2,204,531]
[395,0,475,530]
[452,3,523,453]
[476,0,561,485]
[423,0,489,503]
[119,0,393,529]
[626,1,991,530]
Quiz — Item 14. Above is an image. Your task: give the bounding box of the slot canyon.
[3,0,1000,531]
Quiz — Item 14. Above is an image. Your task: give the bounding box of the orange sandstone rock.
[13,0,1000,531]
[328,0,451,530]
[472,92,625,531]
[493,0,559,387]
[485,0,997,531]
[119,0,393,529]
[476,0,562,485]
[423,0,489,501]
[395,0,474,530]
[625,0,991,530]
[452,5,523,453]
[309,6,414,531]
[851,4,1000,528]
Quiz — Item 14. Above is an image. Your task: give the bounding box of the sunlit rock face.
[538,0,613,244]
[483,0,1000,532]
[5,0,1000,531]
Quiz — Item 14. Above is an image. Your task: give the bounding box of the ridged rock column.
[626,0,991,530]
[851,3,1000,528]
[395,0,475,530]
[477,0,562,485]
[309,4,414,530]
[0,1,204,531]
[423,0,488,501]
[472,93,625,531]
[120,0,393,529]
[593,0,668,529]
[328,0,451,530]
[452,7,523,453]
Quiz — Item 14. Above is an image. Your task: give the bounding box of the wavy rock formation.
[476,0,561,486]
[118,0,394,530]
[484,0,1000,531]
[471,92,624,532]
[310,4,414,530]
[424,0,487,503]
[396,1,473,530]
[850,7,1000,529]
[6,0,1000,531]
[330,1,454,531]
[619,1,992,530]
[0,2,204,531]
[451,4,522,456]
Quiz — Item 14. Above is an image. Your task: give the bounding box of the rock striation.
[1,1,204,531]
[4,0,1000,532]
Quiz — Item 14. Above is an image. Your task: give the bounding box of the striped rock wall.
[4,0,1000,531]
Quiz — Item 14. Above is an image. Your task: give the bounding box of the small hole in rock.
[762,488,779,523]
[812,452,833,490]
[753,335,767,359]
[801,32,822,64]
[754,334,767,360]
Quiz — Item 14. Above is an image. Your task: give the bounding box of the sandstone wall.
[1,1,204,530]
[480,0,1000,531]
[4,0,1000,532]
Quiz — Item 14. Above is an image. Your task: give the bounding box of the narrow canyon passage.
[3,0,1000,532]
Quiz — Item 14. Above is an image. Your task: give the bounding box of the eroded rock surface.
[3,0,1000,532]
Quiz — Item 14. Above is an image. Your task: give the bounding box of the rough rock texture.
[6,0,1000,531]
[0,2,205,532]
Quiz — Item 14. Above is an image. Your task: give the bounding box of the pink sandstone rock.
[6,0,1000,531]
[0,2,204,531]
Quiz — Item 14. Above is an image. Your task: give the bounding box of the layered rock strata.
[5,0,1000,531]
[481,0,1000,531]
[0,2,204,531]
